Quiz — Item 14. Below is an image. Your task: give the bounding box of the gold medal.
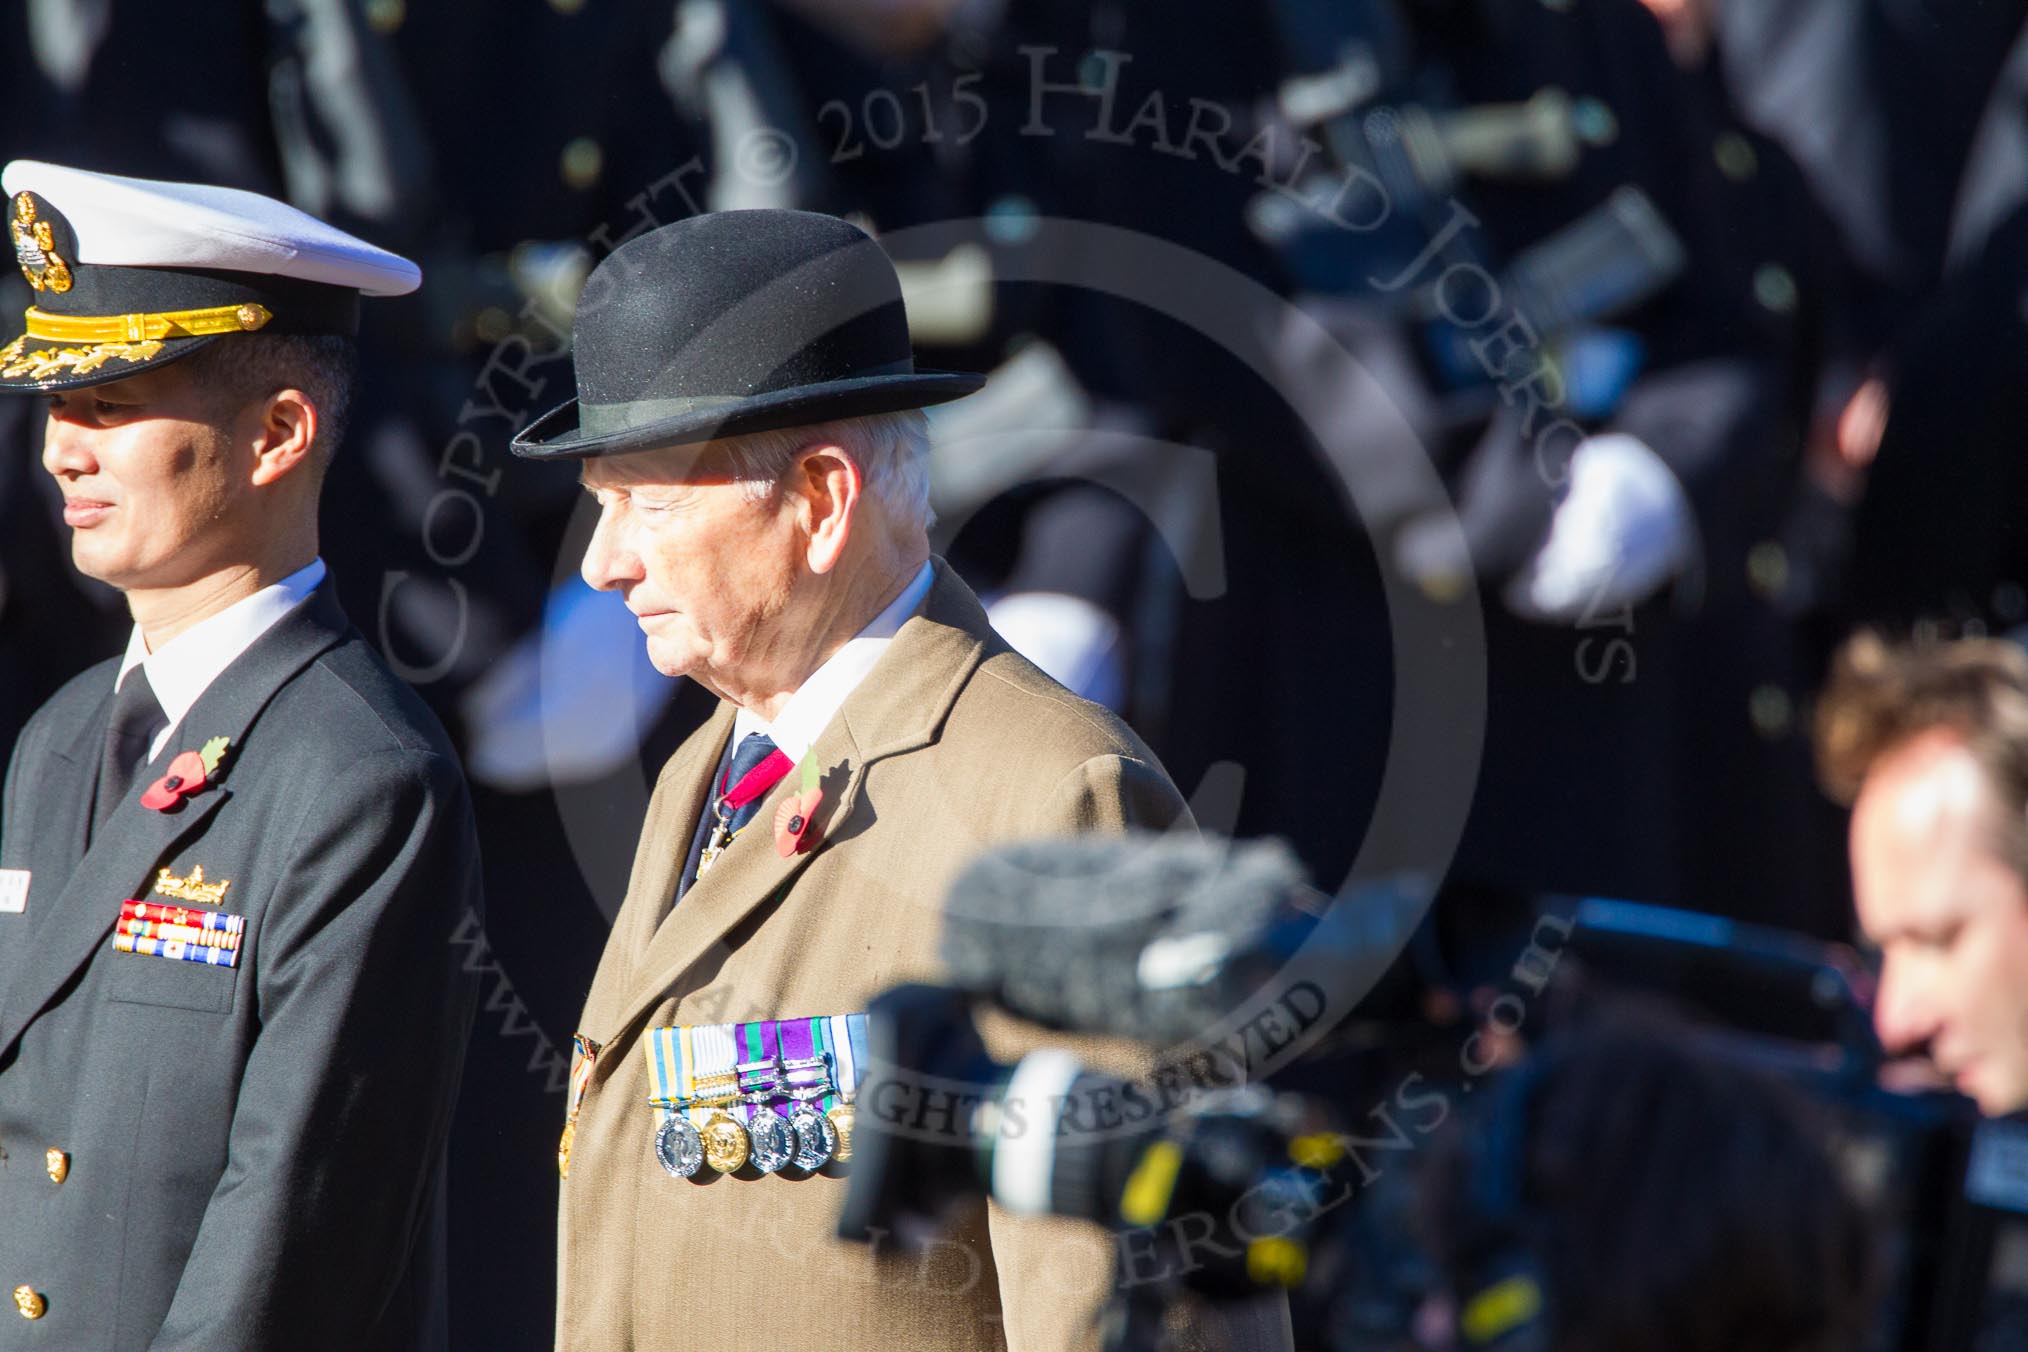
[559,1033,601,1180]
[697,817,730,878]
[701,1111,750,1172]
[826,1103,855,1162]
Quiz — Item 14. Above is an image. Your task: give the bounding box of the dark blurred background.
[4,0,2026,1345]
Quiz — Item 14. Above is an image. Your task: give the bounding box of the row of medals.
[655,1056,854,1178]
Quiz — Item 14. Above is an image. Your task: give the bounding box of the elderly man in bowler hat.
[519,211,1288,1349]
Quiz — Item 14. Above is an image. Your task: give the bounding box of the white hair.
[715,409,934,532]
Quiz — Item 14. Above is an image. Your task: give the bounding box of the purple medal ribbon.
[780,1017,823,1108]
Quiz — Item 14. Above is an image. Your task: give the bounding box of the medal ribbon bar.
[121,899,244,933]
[112,932,238,967]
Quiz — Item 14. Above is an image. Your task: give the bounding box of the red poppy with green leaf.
[141,736,231,811]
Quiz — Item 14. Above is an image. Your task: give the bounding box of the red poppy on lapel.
[141,736,230,812]
[774,788,824,857]
[774,760,826,857]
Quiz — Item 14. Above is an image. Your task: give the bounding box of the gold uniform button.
[44,1149,66,1185]
[13,1286,45,1320]
[1753,263,1798,315]
[1750,683,1794,739]
[560,137,604,192]
[1745,541,1788,600]
[1714,131,1758,182]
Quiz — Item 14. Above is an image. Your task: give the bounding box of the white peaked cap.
[2,160,421,296]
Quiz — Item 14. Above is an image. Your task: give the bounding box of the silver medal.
[655,1113,705,1179]
[789,1104,837,1170]
[749,1108,797,1174]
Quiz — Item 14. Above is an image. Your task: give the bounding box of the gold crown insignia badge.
[12,193,71,294]
[153,864,231,908]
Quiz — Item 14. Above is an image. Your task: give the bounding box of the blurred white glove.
[1505,433,1696,621]
[462,578,678,792]
[986,591,1128,712]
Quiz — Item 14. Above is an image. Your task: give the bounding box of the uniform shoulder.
[959,644,1161,766]
[14,654,121,749]
[269,632,461,762]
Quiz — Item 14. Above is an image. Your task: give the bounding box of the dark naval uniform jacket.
[0,581,481,1351]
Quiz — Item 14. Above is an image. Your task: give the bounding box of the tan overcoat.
[555,563,1286,1351]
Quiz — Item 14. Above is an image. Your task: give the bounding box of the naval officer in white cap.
[0,162,480,1351]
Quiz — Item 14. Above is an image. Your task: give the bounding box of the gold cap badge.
[12,193,71,294]
[44,1149,67,1185]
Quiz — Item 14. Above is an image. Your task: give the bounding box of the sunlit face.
[41,362,255,592]
[1852,730,2028,1116]
[578,448,804,688]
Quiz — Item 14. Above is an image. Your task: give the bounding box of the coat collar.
[597,560,997,1045]
[0,581,354,1060]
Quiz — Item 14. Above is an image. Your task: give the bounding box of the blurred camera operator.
[1817,633,2028,1117]
[1424,1019,1874,1352]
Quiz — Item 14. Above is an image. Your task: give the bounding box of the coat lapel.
[0,583,353,1060]
[598,563,997,1044]
[588,703,731,1026]
[51,686,110,863]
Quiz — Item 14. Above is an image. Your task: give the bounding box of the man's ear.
[794,443,861,574]
[247,388,319,487]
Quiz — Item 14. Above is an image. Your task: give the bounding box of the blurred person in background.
[1645,0,2028,632]
[1817,633,2028,1118]
[1425,1017,1875,1351]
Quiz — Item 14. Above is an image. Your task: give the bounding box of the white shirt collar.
[731,560,935,762]
[117,558,329,760]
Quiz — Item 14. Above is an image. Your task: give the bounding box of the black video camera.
[835,835,2021,1350]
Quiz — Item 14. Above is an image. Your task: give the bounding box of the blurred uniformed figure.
[1227,0,1857,930]
[1836,10,2028,632]
[0,162,479,1351]
[1698,0,2026,356]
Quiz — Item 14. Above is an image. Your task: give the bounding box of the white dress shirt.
[116,558,329,761]
[730,560,935,763]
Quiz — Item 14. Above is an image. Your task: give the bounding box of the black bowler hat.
[510,210,984,460]
[0,161,419,393]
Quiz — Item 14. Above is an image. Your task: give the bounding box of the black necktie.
[96,667,168,831]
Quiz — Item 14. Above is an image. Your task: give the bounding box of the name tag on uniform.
[0,869,28,914]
